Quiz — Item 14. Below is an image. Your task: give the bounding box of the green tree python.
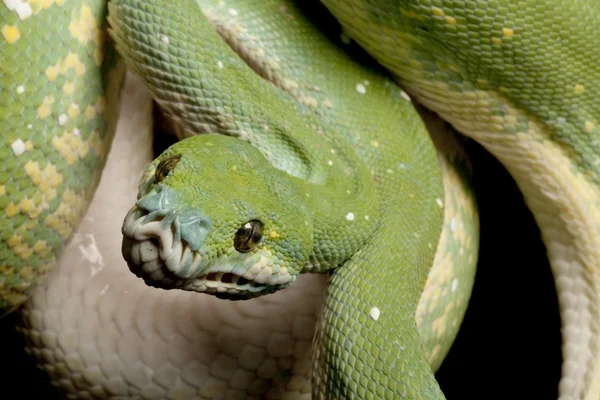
[0,0,597,399]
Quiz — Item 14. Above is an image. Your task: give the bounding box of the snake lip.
[122,236,289,298]
[185,271,290,299]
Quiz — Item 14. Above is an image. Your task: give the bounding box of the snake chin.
[121,206,296,299]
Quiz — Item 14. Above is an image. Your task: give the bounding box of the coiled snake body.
[1,0,598,399]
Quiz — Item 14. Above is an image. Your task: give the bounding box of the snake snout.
[121,205,205,289]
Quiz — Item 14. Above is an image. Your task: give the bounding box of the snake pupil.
[234,220,263,253]
[154,154,182,183]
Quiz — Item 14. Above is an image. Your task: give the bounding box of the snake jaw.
[121,197,296,299]
[180,267,296,300]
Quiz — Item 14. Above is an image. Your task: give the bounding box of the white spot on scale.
[398,163,408,169]
[72,128,80,136]
[4,0,32,20]
[436,198,443,208]
[363,80,370,85]
[11,138,26,156]
[451,278,459,293]
[26,124,32,129]
[386,169,393,174]
[557,117,566,124]
[330,149,336,154]
[228,8,238,16]
[346,212,355,221]
[356,83,366,94]
[450,217,457,232]
[364,215,369,221]
[16,85,24,94]
[400,91,411,102]
[159,34,169,44]
[369,307,380,321]
[58,114,67,126]
[217,61,224,69]
[327,160,333,166]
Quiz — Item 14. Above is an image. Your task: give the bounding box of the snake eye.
[234,220,263,253]
[155,154,181,183]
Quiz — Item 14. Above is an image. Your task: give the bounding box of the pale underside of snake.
[0,0,598,399]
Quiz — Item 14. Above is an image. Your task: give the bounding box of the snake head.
[121,134,313,299]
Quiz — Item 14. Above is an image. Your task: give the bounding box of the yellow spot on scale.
[68,104,80,118]
[269,231,280,239]
[65,52,79,69]
[575,84,585,95]
[69,5,104,65]
[37,95,54,119]
[399,8,423,20]
[45,65,58,81]
[33,240,50,257]
[52,130,90,165]
[30,0,65,15]
[7,234,33,260]
[502,28,514,38]
[0,185,4,196]
[19,198,34,213]
[24,160,39,181]
[45,189,87,240]
[370,140,380,148]
[19,266,34,282]
[1,25,20,43]
[585,121,595,133]
[88,129,108,158]
[63,82,75,95]
[491,37,502,45]
[445,16,456,25]
[46,52,87,82]
[5,203,19,217]
[431,7,444,17]
[84,105,96,121]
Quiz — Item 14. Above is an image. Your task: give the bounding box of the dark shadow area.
[436,140,561,399]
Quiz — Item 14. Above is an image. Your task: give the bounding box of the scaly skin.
[319,0,600,399]
[0,0,125,315]
[109,0,481,398]
[13,1,479,399]
[199,0,479,372]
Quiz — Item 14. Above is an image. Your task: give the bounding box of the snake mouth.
[121,206,294,299]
